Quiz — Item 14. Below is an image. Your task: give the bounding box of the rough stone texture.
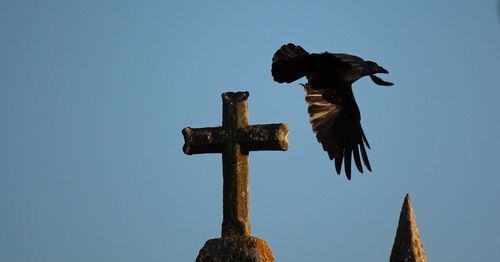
[196,236,274,262]
[182,91,288,237]
[182,91,286,261]
[390,194,427,262]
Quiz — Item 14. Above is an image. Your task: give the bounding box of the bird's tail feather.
[272,43,310,83]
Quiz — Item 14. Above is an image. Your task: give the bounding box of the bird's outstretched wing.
[303,83,372,179]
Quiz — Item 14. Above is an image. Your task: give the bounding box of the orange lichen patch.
[196,236,274,262]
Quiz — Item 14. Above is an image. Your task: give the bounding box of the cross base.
[196,236,274,262]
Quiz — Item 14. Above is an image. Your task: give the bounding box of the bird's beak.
[378,67,389,74]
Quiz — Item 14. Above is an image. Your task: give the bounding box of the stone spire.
[390,194,427,262]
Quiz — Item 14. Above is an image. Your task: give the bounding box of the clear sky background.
[1,1,499,261]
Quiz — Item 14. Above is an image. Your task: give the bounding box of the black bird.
[271,43,393,180]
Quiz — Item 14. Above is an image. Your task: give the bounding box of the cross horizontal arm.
[238,124,288,152]
[182,127,227,155]
[182,123,288,155]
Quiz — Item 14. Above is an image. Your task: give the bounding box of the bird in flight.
[271,43,393,180]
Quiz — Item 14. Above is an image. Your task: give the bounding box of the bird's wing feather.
[331,53,366,68]
[303,84,372,179]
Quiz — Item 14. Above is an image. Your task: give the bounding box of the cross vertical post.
[221,92,251,237]
[182,91,288,238]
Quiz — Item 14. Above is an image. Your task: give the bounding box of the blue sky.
[1,1,499,261]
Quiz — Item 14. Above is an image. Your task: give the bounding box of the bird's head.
[366,61,389,74]
[366,61,393,86]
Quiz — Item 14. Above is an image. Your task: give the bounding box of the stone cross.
[182,91,288,237]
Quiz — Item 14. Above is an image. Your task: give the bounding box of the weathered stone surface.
[182,91,288,238]
[183,91,286,260]
[390,194,427,262]
[196,236,274,262]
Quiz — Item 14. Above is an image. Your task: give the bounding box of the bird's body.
[271,43,393,179]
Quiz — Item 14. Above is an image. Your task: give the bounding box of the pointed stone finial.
[390,194,427,262]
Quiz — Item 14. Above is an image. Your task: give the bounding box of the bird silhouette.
[271,43,393,180]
